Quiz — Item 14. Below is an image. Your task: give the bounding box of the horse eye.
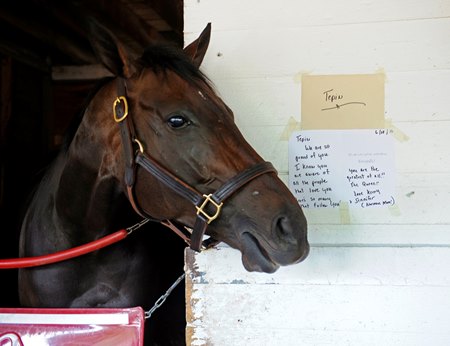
[167,114,191,129]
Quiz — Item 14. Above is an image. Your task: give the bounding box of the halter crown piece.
[113,78,277,251]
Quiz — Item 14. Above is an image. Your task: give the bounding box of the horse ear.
[184,23,211,68]
[87,19,137,78]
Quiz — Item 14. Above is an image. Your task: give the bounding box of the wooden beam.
[52,64,113,81]
[121,0,172,31]
[0,40,49,72]
[77,0,169,51]
[146,0,183,36]
[0,7,96,64]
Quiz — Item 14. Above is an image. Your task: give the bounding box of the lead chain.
[126,218,150,235]
[145,272,186,320]
[124,218,186,320]
[126,219,206,320]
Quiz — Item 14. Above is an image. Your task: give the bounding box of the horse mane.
[139,44,212,87]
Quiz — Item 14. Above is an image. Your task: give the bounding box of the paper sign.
[289,129,395,208]
[301,74,385,129]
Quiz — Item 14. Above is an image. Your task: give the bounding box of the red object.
[0,229,128,269]
[0,306,144,345]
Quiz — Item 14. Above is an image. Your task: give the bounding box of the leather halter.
[113,78,277,252]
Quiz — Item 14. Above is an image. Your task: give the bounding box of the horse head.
[88,22,309,273]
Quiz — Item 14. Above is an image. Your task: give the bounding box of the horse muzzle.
[237,215,309,273]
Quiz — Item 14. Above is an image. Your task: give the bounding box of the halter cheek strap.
[113,78,277,252]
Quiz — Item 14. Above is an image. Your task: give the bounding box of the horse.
[18,22,309,345]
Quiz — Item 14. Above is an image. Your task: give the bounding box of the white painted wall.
[184,1,450,345]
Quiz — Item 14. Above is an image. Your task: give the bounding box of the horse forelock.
[138,44,212,89]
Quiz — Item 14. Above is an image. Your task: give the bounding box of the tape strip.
[339,201,351,224]
[388,204,401,216]
[280,116,302,140]
[385,119,409,142]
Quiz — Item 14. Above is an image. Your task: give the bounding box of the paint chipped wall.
[184,0,450,344]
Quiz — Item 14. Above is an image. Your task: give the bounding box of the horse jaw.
[236,220,310,274]
[240,232,280,273]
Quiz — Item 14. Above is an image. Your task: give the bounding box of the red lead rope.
[0,229,128,269]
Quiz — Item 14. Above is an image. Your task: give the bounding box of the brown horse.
[18,22,309,345]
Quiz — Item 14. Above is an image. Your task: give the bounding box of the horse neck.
[52,93,127,237]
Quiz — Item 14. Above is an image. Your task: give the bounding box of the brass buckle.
[113,96,128,122]
[133,138,144,153]
[196,194,223,224]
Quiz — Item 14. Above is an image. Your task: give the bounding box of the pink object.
[0,307,144,345]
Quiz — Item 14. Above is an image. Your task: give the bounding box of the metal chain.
[124,217,186,320]
[126,218,150,235]
[125,218,210,320]
[145,272,186,319]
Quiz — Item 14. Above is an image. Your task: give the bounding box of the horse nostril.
[275,216,298,245]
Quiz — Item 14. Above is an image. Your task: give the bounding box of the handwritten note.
[289,129,395,208]
[301,74,385,130]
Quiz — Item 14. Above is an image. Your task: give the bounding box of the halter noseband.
[113,78,277,252]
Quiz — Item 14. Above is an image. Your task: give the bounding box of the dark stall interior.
[0,0,183,307]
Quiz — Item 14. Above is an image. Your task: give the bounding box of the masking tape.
[293,73,303,84]
[388,204,401,216]
[339,201,351,224]
[280,116,302,140]
[293,71,312,84]
[385,119,409,142]
[374,68,387,82]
